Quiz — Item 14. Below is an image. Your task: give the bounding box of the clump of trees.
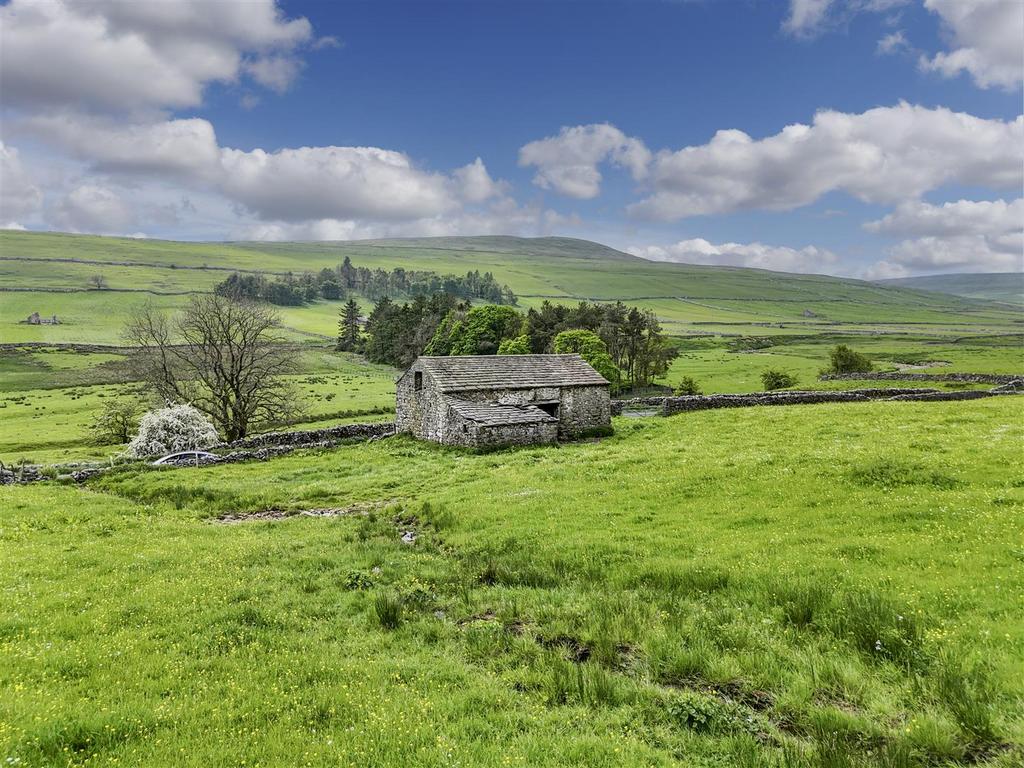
[496,335,531,355]
[215,257,516,308]
[336,257,516,305]
[761,369,798,391]
[357,295,675,391]
[525,301,676,389]
[552,330,621,390]
[425,305,523,356]
[361,294,466,367]
[124,294,302,441]
[828,344,873,374]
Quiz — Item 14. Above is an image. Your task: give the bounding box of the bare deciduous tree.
[124,294,302,441]
[89,274,108,289]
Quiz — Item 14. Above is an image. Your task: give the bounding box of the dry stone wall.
[609,386,1018,416]
[820,372,1022,385]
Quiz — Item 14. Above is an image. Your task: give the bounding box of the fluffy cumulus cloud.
[627,103,1022,220]
[864,198,1024,276]
[0,1,568,241]
[52,184,138,234]
[920,0,1024,90]
[627,238,840,274]
[0,141,43,228]
[518,123,650,199]
[14,112,529,232]
[0,0,312,113]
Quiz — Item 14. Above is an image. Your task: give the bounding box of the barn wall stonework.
[396,365,447,441]
[557,385,612,437]
[395,358,612,449]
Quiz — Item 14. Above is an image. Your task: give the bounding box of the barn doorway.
[537,401,559,418]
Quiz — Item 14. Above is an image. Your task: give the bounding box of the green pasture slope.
[2,230,1021,464]
[2,398,1023,766]
[877,273,1024,307]
[3,230,1022,341]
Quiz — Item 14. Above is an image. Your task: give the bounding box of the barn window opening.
[537,402,559,417]
[414,371,423,391]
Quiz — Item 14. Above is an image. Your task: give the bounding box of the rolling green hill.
[877,272,1024,306]
[2,230,1021,344]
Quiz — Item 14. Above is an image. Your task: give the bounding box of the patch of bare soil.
[213,499,395,524]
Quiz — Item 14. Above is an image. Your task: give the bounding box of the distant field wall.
[820,371,1022,385]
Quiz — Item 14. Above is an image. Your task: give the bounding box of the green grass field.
[1,231,1023,766]
[2,399,1022,766]
[4,231,1021,344]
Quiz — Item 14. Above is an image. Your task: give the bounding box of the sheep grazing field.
[1,233,1023,767]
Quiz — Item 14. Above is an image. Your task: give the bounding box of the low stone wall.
[886,390,1002,402]
[820,372,1023,385]
[612,388,947,415]
[1,421,397,485]
[224,422,395,450]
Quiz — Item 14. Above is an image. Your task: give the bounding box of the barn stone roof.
[444,397,557,426]
[414,354,608,392]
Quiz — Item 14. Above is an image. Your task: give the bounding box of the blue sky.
[1,0,1021,277]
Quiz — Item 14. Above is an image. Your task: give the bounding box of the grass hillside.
[3,230,1021,343]
[2,399,1022,766]
[876,274,1024,306]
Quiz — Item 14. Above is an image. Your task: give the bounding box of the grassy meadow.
[2,230,1021,465]
[1,231,1023,766]
[4,231,1022,343]
[2,399,1023,766]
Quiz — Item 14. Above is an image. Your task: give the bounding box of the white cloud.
[920,0,1024,90]
[218,145,456,222]
[627,238,840,274]
[233,197,576,242]
[52,184,136,234]
[864,198,1024,276]
[15,111,569,238]
[452,158,508,203]
[244,55,303,93]
[0,141,43,226]
[627,103,1023,220]
[782,0,834,36]
[0,0,312,113]
[518,124,650,199]
[25,114,223,180]
[864,198,1024,238]
[782,0,908,37]
[877,30,910,55]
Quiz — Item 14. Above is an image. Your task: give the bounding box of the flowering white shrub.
[124,403,220,458]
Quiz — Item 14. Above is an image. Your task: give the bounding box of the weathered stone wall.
[472,421,559,450]
[609,386,1016,415]
[454,387,560,405]
[820,372,1022,385]
[444,384,610,442]
[1,421,397,485]
[611,387,1010,416]
[395,364,448,442]
[557,385,612,437]
[226,422,395,449]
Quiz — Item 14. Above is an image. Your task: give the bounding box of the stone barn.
[396,354,612,448]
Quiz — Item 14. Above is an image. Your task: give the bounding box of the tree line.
[346,296,676,391]
[214,257,516,307]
